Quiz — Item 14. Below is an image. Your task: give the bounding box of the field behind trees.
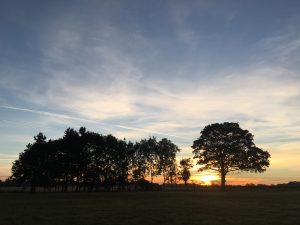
[1,190,300,225]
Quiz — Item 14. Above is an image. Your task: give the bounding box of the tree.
[157,138,180,184]
[138,137,159,183]
[178,158,193,185]
[11,133,49,192]
[60,128,81,191]
[11,127,183,192]
[192,122,270,191]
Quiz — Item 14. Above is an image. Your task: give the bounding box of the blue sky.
[1,0,300,184]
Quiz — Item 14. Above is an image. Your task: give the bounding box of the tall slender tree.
[157,138,180,184]
[138,137,159,183]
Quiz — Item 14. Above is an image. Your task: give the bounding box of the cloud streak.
[0,105,188,140]
[1,1,300,183]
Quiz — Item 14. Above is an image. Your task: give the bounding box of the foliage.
[177,158,193,185]
[192,122,270,190]
[10,127,180,192]
[157,138,180,184]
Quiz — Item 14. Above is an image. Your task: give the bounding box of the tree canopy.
[177,158,193,185]
[10,122,271,192]
[192,122,270,190]
[11,127,180,192]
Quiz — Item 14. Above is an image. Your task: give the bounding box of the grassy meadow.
[0,190,300,225]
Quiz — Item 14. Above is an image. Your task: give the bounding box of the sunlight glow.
[198,174,219,185]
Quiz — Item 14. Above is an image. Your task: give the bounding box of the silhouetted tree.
[11,128,182,192]
[45,139,62,191]
[138,137,159,183]
[157,138,180,184]
[86,133,107,190]
[192,122,270,191]
[11,133,49,192]
[60,128,80,191]
[178,158,193,185]
[79,130,102,191]
[130,142,148,189]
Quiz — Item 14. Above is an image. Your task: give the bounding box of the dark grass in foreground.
[1,190,300,225]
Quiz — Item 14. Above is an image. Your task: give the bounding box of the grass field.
[0,190,300,225]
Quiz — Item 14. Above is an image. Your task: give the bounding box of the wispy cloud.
[0,105,187,140]
[1,1,300,182]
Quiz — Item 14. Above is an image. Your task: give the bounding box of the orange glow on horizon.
[191,173,220,185]
[198,175,219,185]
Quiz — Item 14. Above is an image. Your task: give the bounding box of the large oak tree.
[192,122,270,190]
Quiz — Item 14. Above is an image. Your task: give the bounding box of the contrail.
[0,105,101,124]
[0,105,190,140]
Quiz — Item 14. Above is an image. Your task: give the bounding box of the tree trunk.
[30,184,36,193]
[76,175,80,192]
[64,175,68,192]
[221,172,226,191]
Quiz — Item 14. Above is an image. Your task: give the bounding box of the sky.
[1,0,300,184]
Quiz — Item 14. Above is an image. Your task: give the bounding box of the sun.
[198,174,219,185]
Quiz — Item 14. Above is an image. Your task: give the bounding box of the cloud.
[0,153,19,160]
[2,61,300,147]
[1,0,300,182]
[254,29,300,65]
[0,105,187,140]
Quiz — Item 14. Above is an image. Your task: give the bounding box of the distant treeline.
[10,127,181,192]
[6,122,272,192]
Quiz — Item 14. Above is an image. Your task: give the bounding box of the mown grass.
[0,190,300,225]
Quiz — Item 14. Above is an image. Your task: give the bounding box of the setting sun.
[191,173,219,185]
[199,175,219,185]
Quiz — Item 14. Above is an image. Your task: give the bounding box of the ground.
[0,190,299,225]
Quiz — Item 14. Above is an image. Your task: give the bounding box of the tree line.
[9,122,271,192]
[10,127,189,192]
